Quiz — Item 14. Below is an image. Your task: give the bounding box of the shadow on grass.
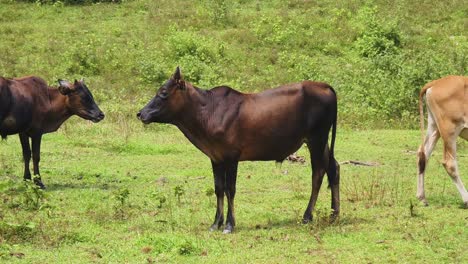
[45,182,116,191]
[97,141,185,156]
[335,214,374,226]
[423,194,467,209]
[237,214,373,232]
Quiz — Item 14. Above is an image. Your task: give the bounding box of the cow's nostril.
[137,112,141,119]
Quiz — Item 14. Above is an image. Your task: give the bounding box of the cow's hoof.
[416,195,428,206]
[330,212,339,223]
[34,180,46,189]
[222,224,234,234]
[209,224,218,232]
[302,217,312,224]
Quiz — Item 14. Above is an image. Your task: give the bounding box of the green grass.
[0,0,467,263]
[1,120,467,263]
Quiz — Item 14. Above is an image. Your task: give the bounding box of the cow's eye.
[159,90,169,99]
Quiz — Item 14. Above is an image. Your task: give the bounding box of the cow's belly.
[0,115,20,135]
[460,128,468,140]
[0,114,31,135]
[462,112,468,140]
[238,137,305,161]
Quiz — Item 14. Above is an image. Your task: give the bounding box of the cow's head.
[58,79,105,123]
[137,67,187,124]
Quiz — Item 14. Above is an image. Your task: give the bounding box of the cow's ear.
[173,66,182,81]
[178,79,186,90]
[173,66,185,90]
[58,79,73,95]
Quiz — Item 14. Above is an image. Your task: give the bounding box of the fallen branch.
[340,160,380,166]
[189,176,206,180]
[286,153,306,164]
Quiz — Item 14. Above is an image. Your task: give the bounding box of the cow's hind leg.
[210,160,225,231]
[326,146,340,221]
[303,133,327,223]
[417,111,440,205]
[441,133,468,208]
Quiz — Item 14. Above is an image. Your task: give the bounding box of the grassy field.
[0,0,467,263]
[1,120,467,263]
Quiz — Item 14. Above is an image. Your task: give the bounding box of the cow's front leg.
[210,161,225,231]
[224,161,238,234]
[19,133,32,181]
[31,134,45,189]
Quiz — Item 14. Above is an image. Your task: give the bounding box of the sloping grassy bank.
[0,0,466,127]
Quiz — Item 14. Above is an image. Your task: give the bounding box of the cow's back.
[425,76,466,126]
[235,81,336,161]
[0,76,50,136]
[11,76,50,110]
[242,81,336,131]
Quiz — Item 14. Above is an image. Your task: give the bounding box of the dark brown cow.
[0,76,104,188]
[137,67,339,233]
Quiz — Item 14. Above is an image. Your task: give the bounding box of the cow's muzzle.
[92,111,105,123]
[137,111,151,124]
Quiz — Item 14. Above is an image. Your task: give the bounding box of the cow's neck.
[43,89,72,133]
[173,85,219,159]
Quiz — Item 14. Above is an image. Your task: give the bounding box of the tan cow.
[417,75,468,208]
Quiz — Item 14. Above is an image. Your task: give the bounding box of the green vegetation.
[0,0,466,126]
[0,0,467,263]
[1,123,467,263]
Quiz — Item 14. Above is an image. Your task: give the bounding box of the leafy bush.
[0,179,53,212]
[113,187,130,219]
[22,179,49,210]
[202,0,231,26]
[277,51,322,81]
[0,0,466,128]
[166,28,225,86]
[138,235,199,256]
[136,52,168,85]
[63,35,102,76]
[352,5,401,58]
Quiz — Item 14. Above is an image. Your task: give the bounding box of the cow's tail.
[327,86,338,187]
[329,93,337,159]
[0,78,11,140]
[418,82,433,173]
